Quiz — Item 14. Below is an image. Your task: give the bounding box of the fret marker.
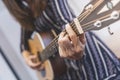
[73,18,84,34]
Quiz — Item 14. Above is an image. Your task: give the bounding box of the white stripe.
[98,40,120,71]
[54,0,68,23]
[71,60,81,79]
[64,59,72,80]
[98,39,117,62]
[93,36,109,76]
[43,11,59,28]
[86,42,99,80]
[66,68,71,80]
[76,71,81,79]
[82,65,88,80]
[36,18,43,31]
[104,74,116,80]
[63,0,73,20]
[36,26,40,31]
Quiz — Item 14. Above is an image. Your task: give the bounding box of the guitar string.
[50,1,120,55]
[42,9,120,61]
[42,10,120,61]
[40,0,105,61]
[77,0,120,31]
[79,0,104,22]
[42,0,103,49]
[41,0,120,61]
[40,8,93,60]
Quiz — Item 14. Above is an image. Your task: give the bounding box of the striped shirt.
[21,0,120,80]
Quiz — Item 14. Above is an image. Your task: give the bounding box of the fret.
[69,0,106,36]
[39,51,46,62]
[40,40,58,62]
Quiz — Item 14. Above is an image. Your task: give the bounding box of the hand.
[22,50,44,70]
[58,24,86,60]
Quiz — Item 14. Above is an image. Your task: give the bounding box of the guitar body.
[28,31,67,80]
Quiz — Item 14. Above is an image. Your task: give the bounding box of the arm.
[34,0,76,33]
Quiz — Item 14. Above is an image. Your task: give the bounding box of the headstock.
[78,0,120,32]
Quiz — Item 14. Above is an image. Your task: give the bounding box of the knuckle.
[69,52,74,57]
[75,48,83,54]
[60,55,64,58]
[60,54,67,58]
[58,38,68,44]
[70,34,75,39]
[58,39,63,44]
[66,24,70,29]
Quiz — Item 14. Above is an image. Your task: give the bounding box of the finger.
[72,51,84,60]
[59,44,74,59]
[22,50,30,60]
[67,49,84,60]
[58,33,71,47]
[58,31,66,39]
[79,33,86,44]
[65,24,78,46]
[38,64,45,71]
[27,58,41,69]
[78,38,85,49]
[68,40,84,59]
[58,34,70,58]
[58,46,67,58]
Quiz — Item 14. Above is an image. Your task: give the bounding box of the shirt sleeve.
[34,0,76,32]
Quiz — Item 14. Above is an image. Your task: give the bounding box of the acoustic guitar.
[26,0,120,80]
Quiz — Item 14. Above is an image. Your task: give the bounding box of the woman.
[3,0,120,80]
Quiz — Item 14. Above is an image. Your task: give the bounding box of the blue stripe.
[93,37,109,76]
[58,0,72,22]
[49,0,66,25]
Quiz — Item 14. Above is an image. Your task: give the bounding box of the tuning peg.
[107,1,113,9]
[110,11,119,20]
[94,20,102,28]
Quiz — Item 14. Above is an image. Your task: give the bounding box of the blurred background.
[0,0,120,80]
[0,1,40,80]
